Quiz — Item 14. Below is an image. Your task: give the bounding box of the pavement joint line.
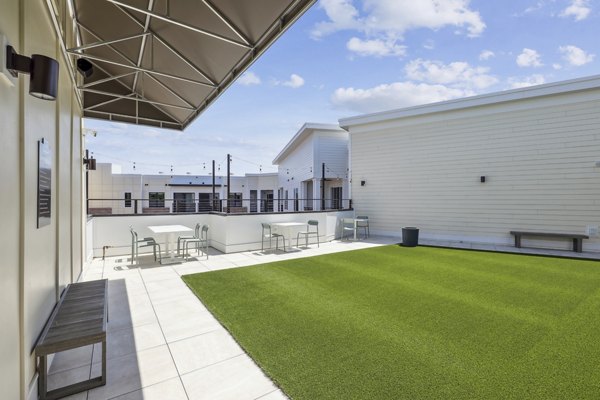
[138,260,192,400]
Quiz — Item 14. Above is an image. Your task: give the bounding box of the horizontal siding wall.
[350,94,600,252]
[278,133,315,193]
[317,132,349,180]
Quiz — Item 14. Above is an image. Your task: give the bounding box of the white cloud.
[560,0,591,21]
[346,37,407,57]
[423,39,435,50]
[331,81,471,113]
[479,50,495,61]
[516,48,543,67]
[281,74,305,88]
[311,0,361,38]
[312,0,485,58]
[553,63,563,70]
[237,71,261,86]
[523,1,547,14]
[405,59,498,89]
[559,45,595,66]
[508,74,546,89]
[313,0,485,38]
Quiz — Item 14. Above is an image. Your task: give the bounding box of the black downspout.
[321,162,325,211]
[227,154,231,213]
[212,160,215,211]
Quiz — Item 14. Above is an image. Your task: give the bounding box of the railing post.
[134,199,138,214]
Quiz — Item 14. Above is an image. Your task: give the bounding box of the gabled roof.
[272,123,346,165]
[61,0,316,130]
[339,74,600,129]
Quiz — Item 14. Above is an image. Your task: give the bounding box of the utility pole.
[212,160,215,211]
[227,154,231,213]
[321,162,325,211]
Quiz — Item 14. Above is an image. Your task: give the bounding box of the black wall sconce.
[6,45,58,100]
[480,176,486,183]
[361,180,366,186]
[83,150,96,170]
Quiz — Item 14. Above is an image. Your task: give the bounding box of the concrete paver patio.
[47,236,599,399]
[48,236,398,400]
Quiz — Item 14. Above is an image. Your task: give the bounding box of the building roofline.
[272,122,345,165]
[245,172,278,177]
[339,74,600,129]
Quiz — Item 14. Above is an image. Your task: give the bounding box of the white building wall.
[276,128,350,210]
[347,88,600,252]
[277,133,315,209]
[316,131,350,208]
[0,1,86,397]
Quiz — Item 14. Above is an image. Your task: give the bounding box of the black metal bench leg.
[39,355,48,400]
[574,238,583,253]
[102,339,107,385]
[514,235,521,248]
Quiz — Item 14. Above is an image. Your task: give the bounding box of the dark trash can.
[402,227,419,247]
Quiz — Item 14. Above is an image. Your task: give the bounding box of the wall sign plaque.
[37,138,51,228]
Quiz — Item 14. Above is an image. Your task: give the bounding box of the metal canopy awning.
[65,0,316,130]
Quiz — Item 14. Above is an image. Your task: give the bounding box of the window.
[149,192,165,208]
[229,192,242,207]
[124,192,132,207]
[173,192,195,213]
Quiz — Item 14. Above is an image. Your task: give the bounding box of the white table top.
[148,224,193,234]
[271,222,306,227]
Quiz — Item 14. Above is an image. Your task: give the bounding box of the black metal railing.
[87,198,353,216]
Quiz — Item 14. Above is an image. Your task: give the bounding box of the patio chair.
[177,222,200,256]
[341,218,356,241]
[297,220,319,248]
[129,227,161,265]
[356,215,369,238]
[184,225,209,261]
[261,223,285,252]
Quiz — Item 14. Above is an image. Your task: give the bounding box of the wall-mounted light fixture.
[361,180,366,186]
[480,176,486,183]
[83,150,96,170]
[5,45,59,100]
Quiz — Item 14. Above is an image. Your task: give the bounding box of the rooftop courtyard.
[47,236,600,399]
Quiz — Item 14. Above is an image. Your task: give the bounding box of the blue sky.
[86,0,599,175]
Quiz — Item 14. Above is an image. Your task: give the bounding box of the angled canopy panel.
[69,0,317,130]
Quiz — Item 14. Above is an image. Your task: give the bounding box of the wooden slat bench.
[35,279,108,400]
[510,231,589,253]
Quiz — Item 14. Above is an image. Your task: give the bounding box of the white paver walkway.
[47,236,599,399]
[47,236,397,400]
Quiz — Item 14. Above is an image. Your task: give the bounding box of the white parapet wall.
[91,211,355,258]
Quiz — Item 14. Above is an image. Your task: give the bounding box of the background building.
[88,163,279,214]
[341,76,600,252]
[273,123,350,211]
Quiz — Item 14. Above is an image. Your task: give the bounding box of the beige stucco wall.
[0,0,84,398]
[0,0,22,399]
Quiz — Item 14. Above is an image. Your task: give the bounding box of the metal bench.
[35,279,108,400]
[510,231,589,253]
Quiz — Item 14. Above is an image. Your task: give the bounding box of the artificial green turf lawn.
[182,246,600,399]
